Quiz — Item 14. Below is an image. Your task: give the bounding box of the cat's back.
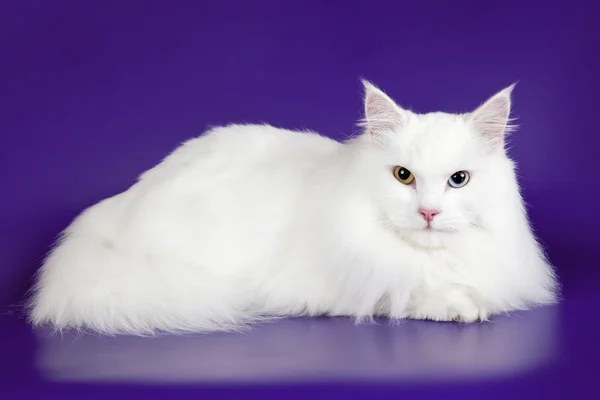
[140,123,342,183]
[203,123,340,154]
[100,123,344,258]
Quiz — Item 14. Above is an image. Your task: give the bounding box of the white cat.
[27,80,559,336]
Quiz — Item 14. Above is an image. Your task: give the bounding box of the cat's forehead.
[392,112,481,172]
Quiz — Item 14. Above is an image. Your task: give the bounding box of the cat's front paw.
[408,287,489,323]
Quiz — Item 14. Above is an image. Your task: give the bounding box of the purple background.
[1,1,599,398]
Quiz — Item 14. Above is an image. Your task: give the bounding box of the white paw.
[408,287,489,323]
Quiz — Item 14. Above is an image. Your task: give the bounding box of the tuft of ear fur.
[468,84,518,150]
[358,80,408,137]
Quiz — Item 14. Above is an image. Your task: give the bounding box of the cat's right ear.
[359,80,408,138]
[468,84,517,151]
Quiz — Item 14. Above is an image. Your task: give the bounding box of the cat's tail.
[26,233,260,336]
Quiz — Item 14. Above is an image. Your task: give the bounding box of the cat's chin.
[403,229,450,249]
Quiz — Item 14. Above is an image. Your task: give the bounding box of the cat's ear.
[359,80,408,137]
[468,84,517,150]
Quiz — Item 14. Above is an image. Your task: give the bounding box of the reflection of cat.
[28,80,559,335]
[38,309,558,382]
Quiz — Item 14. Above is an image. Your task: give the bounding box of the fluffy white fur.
[27,80,559,335]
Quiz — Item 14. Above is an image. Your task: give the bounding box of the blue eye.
[448,171,470,188]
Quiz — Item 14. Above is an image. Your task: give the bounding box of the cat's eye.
[448,171,470,188]
[393,166,415,185]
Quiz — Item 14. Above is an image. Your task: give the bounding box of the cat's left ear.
[468,84,517,150]
[360,80,409,138]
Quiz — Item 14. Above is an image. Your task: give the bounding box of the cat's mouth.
[420,224,456,234]
[421,221,437,231]
[405,227,449,249]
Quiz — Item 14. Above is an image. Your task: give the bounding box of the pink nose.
[418,208,440,223]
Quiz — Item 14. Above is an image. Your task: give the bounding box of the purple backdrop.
[1,1,599,399]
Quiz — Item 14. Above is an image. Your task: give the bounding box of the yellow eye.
[393,166,415,185]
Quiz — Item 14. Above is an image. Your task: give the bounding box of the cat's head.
[355,80,518,248]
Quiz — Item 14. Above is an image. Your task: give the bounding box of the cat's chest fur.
[245,211,489,318]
